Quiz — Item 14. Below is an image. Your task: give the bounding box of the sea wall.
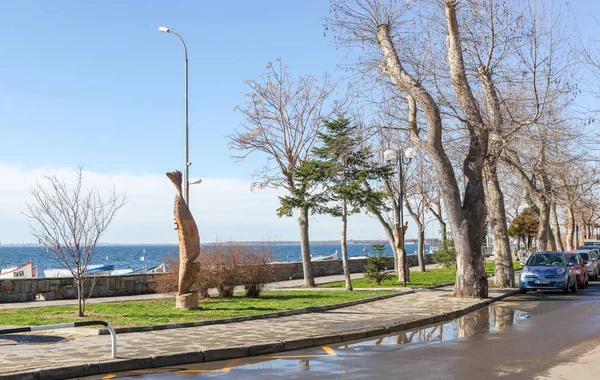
[0,254,435,303]
[269,254,435,282]
[0,273,163,303]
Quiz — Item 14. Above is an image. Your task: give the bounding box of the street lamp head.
[189,178,202,185]
[158,26,170,33]
[383,149,398,164]
[404,147,417,160]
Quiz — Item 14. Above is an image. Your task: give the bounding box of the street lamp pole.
[384,147,417,286]
[159,26,190,206]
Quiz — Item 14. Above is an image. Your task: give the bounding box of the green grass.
[0,290,394,328]
[321,262,522,289]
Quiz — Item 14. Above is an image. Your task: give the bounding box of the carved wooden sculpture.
[167,170,200,309]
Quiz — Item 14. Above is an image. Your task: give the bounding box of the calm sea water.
[0,243,428,276]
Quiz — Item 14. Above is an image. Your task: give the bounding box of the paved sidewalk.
[0,264,439,310]
[0,284,516,379]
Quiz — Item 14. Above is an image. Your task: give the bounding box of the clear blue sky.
[0,0,345,177]
[0,1,598,244]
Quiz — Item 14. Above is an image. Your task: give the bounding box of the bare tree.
[329,0,491,297]
[25,167,126,317]
[229,59,344,287]
[405,154,437,272]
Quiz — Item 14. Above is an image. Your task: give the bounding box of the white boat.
[312,251,339,261]
[43,264,114,278]
[0,261,36,279]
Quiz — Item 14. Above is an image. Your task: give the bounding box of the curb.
[0,288,518,380]
[98,289,415,335]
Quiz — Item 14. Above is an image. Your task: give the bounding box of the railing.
[0,320,117,358]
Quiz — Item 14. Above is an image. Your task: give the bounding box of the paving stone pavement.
[0,285,516,379]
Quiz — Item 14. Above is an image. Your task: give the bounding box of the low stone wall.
[270,254,435,282]
[0,273,163,303]
[0,254,435,303]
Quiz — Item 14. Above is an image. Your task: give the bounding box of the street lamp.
[159,26,191,205]
[384,147,417,285]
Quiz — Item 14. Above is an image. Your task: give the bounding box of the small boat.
[43,264,114,278]
[0,260,36,279]
[312,251,339,261]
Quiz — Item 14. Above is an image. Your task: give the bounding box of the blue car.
[519,251,577,294]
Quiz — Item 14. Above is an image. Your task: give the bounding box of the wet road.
[85,283,600,380]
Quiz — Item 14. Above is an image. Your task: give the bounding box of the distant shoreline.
[0,239,439,247]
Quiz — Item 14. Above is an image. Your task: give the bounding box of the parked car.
[574,249,599,280]
[519,251,577,294]
[565,252,589,289]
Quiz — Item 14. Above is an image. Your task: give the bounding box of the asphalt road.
[85,282,600,380]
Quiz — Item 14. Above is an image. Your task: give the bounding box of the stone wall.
[0,254,435,303]
[269,254,435,282]
[0,273,163,303]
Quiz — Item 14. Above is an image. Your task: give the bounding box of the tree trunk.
[537,202,552,251]
[341,199,352,291]
[439,220,447,245]
[566,206,575,250]
[369,206,398,272]
[298,206,315,287]
[551,202,564,251]
[77,278,84,317]
[394,223,410,285]
[418,227,426,272]
[484,162,514,287]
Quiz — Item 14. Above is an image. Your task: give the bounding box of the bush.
[364,254,391,285]
[154,243,273,299]
[433,239,457,268]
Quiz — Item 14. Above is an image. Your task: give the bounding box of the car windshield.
[526,254,565,266]
[580,252,590,260]
[567,255,578,264]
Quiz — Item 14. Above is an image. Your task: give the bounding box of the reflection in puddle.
[349,306,529,347]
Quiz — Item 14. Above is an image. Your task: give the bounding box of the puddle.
[346,305,530,347]
[0,333,68,345]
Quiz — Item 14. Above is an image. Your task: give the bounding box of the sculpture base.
[176,292,199,310]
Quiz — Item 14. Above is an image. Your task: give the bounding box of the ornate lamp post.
[384,147,417,286]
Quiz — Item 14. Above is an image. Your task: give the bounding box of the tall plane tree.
[330,0,491,297]
[229,59,344,287]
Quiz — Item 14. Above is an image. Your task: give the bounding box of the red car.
[566,252,589,289]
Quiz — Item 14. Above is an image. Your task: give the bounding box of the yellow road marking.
[102,375,117,379]
[262,345,337,359]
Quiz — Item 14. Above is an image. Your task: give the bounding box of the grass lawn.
[321,262,522,289]
[0,290,394,328]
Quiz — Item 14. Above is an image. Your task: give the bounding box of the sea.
[0,243,430,276]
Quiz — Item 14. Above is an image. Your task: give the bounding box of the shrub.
[364,254,391,285]
[237,247,274,297]
[153,243,273,299]
[433,239,457,268]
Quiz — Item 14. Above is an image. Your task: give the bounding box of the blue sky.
[0,1,598,244]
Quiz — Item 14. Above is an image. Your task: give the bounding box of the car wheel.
[563,279,570,294]
[519,288,527,294]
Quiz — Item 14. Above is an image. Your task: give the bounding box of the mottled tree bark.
[394,222,410,285]
[484,162,514,287]
[376,1,490,298]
